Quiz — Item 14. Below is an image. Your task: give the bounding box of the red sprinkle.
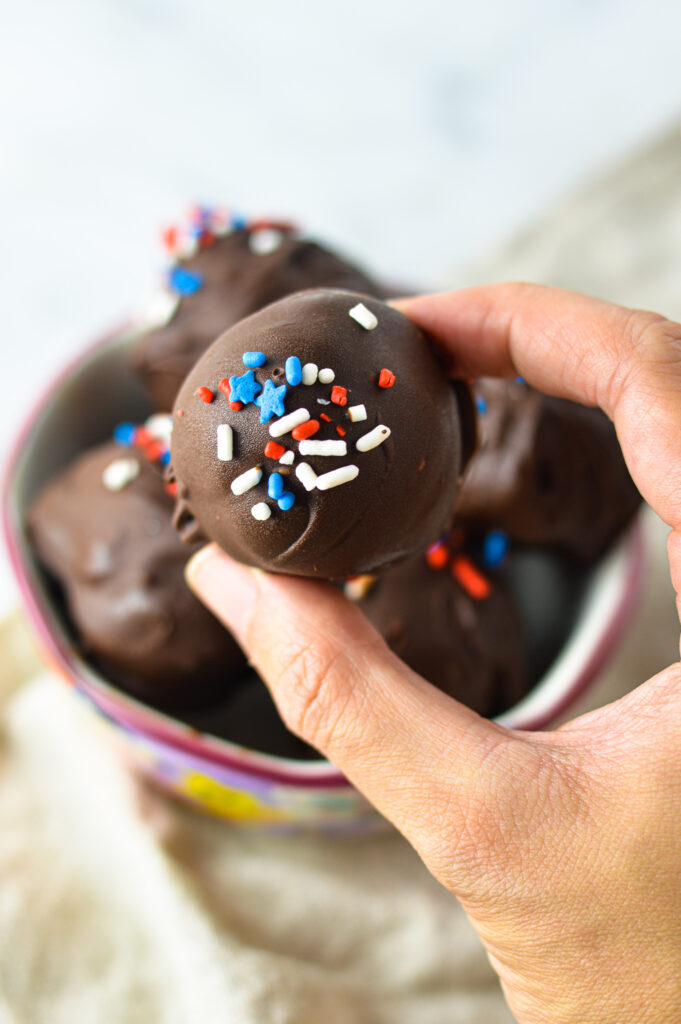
[331,386,348,406]
[378,368,396,389]
[161,225,179,251]
[142,441,164,463]
[133,427,153,447]
[336,425,346,437]
[426,543,449,570]
[196,386,214,404]
[451,556,491,600]
[165,481,178,497]
[218,377,243,411]
[198,230,216,249]
[320,413,332,423]
[264,440,286,460]
[292,419,320,441]
[176,409,185,417]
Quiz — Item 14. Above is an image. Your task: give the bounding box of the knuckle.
[600,308,681,416]
[270,636,358,750]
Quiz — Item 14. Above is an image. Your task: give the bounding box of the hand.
[186,285,681,1024]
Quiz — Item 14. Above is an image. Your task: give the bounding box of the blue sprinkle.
[113,422,136,446]
[231,213,248,230]
[228,369,262,406]
[254,379,287,423]
[268,472,284,499]
[278,491,295,511]
[285,356,302,386]
[475,395,487,415]
[168,266,204,296]
[483,530,509,568]
[515,376,526,385]
[159,450,171,466]
[242,351,267,368]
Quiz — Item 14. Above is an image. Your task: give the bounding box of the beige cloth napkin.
[2,126,681,1024]
[0,613,516,1024]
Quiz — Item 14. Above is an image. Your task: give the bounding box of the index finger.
[395,284,681,534]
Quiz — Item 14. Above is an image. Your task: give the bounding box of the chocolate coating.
[27,442,247,708]
[133,228,383,411]
[171,289,474,579]
[356,543,528,717]
[456,379,642,561]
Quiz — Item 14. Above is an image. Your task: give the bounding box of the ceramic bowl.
[2,325,645,830]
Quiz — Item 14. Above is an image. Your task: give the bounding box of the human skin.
[186,284,681,1024]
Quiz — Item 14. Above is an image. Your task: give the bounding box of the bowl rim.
[2,322,645,787]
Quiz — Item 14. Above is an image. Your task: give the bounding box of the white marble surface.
[2,0,681,612]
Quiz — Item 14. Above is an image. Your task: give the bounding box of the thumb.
[186,543,534,872]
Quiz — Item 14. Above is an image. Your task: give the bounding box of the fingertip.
[184,541,221,590]
[185,544,260,642]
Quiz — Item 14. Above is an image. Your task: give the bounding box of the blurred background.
[1,0,681,610]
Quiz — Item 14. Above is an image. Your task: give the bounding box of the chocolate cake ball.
[27,432,247,708]
[170,289,475,579]
[133,208,383,411]
[456,378,642,562]
[351,533,528,717]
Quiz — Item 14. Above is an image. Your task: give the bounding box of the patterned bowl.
[2,325,645,831]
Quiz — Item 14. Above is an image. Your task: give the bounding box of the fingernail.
[185,544,259,642]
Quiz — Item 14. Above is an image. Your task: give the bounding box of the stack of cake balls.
[27,204,642,749]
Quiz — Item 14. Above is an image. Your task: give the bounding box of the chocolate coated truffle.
[352,536,528,717]
[456,379,642,561]
[171,289,474,579]
[27,440,247,708]
[133,211,383,411]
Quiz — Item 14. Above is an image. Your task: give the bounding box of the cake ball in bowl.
[457,378,642,562]
[347,530,527,717]
[27,425,247,709]
[133,207,384,411]
[170,289,475,579]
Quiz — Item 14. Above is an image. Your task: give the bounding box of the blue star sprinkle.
[228,369,262,406]
[254,379,287,423]
[168,266,204,296]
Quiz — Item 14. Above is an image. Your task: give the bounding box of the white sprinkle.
[145,413,174,441]
[348,404,367,423]
[279,450,295,466]
[318,367,335,384]
[231,466,262,495]
[356,425,391,452]
[216,424,233,461]
[251,502,271,521]
[137,288,179,330]
[315,465,359,490]
[299,439,347,457]
[176,233,198,260]
[344,574,377,601]
[317,398,330,405]
[295,463,318,492]
[102,457,140,492]
[269,408,310,437]
[302,363,318,385]
[348,302,378,330]
[249,228,284,255]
